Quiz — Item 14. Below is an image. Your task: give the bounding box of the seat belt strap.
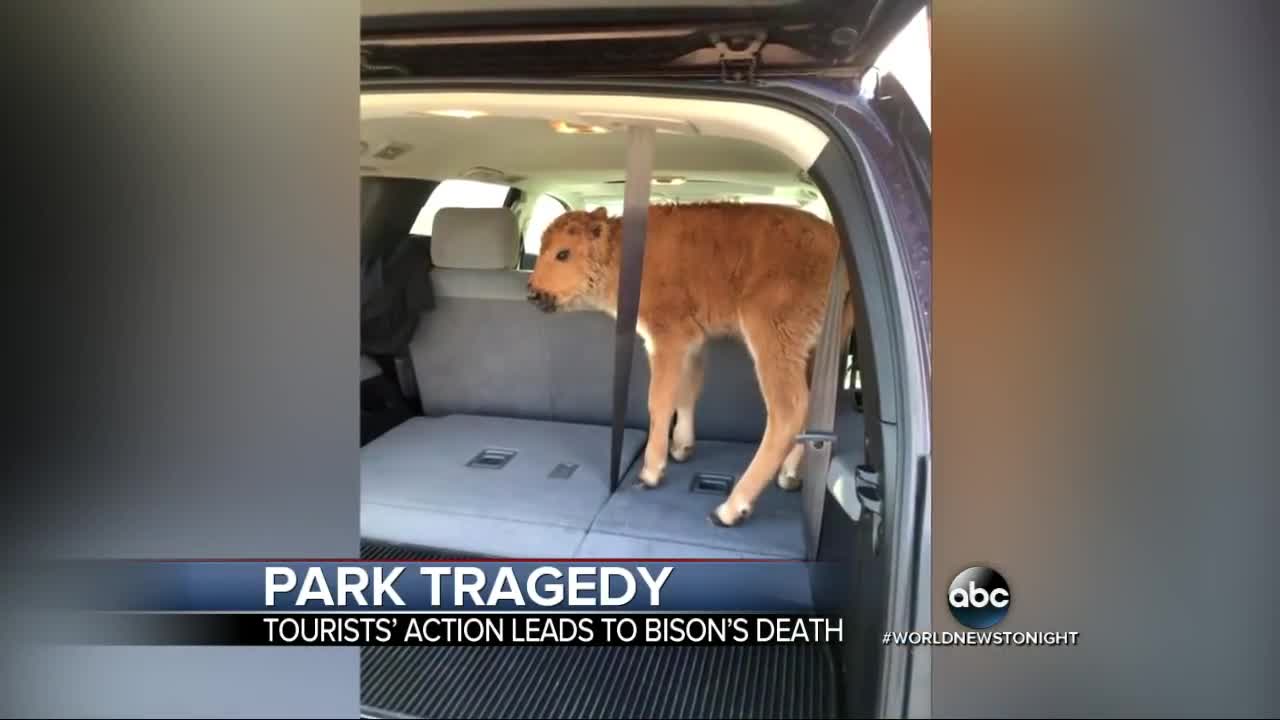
[609,125,657,492]
[798,248,850,557]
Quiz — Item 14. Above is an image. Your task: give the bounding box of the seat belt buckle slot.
[689,471,735,496]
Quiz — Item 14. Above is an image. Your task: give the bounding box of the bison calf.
[527,203,854,527]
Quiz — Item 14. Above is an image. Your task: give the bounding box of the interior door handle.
[828,461,884,554]
[853,465,882,516]
[828,460,881,519]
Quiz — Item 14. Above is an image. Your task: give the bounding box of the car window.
[522,193,569,256]
[409,179,510,236]
[873,6,931,129]
[586,198,675,217]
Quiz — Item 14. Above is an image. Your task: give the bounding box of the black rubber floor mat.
[361,643,840,720]
[359,538,487,561]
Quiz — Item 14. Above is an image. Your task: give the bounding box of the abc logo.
[948,566,1011,629]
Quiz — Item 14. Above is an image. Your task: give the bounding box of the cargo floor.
[358,540,843,720]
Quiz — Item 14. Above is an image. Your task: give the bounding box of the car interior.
[357,89,877,718]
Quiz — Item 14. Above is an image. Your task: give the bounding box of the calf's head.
[526,207,613,313]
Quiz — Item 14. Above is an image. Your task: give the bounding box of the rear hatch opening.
[357,87,871,720]
[356,2,928,718]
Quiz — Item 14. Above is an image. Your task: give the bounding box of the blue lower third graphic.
[21,560,838,614]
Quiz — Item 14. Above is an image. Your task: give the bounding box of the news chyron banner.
[14,560,847,648]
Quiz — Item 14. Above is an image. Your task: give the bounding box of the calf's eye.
[555,249,571,261]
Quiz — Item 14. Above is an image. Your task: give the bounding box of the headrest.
[430,208,520,270]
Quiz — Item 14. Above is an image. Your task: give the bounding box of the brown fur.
[527,202,855,527]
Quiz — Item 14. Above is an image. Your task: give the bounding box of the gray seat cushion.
[361,414,645,556]
[580,439,808,559]
[363,203,817,559]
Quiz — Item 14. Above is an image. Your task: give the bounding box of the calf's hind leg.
[712,313,811,527]
[671,342,705,463]
[778,443,805,491]
[778,294,856,491]
[777,349,816,491]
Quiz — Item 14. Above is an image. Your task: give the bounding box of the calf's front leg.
[638,344,684,487]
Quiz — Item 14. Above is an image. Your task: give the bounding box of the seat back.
[410,207,768,442]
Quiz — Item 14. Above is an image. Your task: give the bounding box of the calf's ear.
[588,207,609,238]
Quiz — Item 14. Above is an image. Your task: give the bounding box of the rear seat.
[360,208,647,557]
[360,206,823,559]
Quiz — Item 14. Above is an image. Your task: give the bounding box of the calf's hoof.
[710,500,751,528]
[638,464,665,488]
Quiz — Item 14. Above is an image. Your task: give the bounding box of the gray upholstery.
[429,267,529,300]
[574,533,769,559]
[545,312,769,442]
[410,285,768,443]
[360,206,813,560]
[574,531,815,608]
[581,440,808,559]
[361,414,645,556]
[430,208,519,270]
